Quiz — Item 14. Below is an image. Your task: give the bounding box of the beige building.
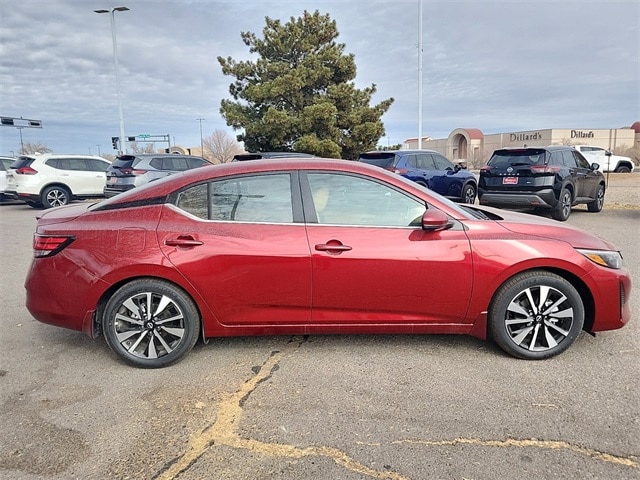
[403,121,640,168]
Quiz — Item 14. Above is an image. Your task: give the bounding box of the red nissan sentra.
[25,159,632,368]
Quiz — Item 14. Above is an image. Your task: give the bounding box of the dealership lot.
[0,183,638,479]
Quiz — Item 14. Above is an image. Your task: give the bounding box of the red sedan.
[25,159,631,367]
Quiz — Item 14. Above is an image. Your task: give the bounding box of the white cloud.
[1,0,637,154]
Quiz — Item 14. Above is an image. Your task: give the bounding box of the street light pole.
[95,6,129,155]
[197,118,205,157]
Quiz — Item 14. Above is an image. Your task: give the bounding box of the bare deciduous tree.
[202,130,244,164]
[129,142,156,154]
[19,142,52,155]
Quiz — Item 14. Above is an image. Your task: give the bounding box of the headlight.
[577,249,623,269]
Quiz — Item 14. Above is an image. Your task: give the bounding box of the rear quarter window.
[358,153,397,168]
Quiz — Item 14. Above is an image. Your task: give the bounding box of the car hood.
[35,203,92,226]
[469,205,619,251]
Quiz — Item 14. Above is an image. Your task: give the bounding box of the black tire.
[41,185,70,209]
[614,166,631,173]
[461,183,477,204]
[551,188,572,221]
[587,183,605,212]
[103,279,200,368]
[488,271,584,360]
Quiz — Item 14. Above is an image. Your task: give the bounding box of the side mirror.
[605,150,612,157]
[453,164,462,172]
[422,208,453,232]
[591,162,600,171]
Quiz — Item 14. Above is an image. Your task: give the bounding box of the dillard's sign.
[510,132,542,142]
[509,130,596,142]
[571,130,595,139]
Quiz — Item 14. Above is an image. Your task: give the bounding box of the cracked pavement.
[0,181,638,479]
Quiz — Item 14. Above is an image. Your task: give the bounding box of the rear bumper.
[103,185,135,198]
[3,190,40,202]
[478,188,558,209]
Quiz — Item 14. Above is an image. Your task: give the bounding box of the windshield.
[488,149,547,167]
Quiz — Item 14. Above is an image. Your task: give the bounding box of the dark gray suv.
[104,154,211,198]
[478,145,605,221]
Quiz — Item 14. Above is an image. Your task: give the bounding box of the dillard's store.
[403,121,640,168]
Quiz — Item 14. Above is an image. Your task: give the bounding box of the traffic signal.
[111,137,119,149]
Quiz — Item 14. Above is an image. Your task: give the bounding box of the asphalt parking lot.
[0,178,638,480]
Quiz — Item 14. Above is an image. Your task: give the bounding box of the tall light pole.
[197,118,205,157]
[95,6,129,154]
[417,0,423,150]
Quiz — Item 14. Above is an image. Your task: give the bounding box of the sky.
[0,0,638,156]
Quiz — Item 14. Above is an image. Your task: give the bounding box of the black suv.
[478,145,605,221]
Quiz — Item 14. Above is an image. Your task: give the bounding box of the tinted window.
[307,173,425,227]
[10,157,35,169]
[188,157,208,168]
[87,159,110,172]
[176,183,208,219]
[405,154,418,168]
[51,158,89,171]
[358,152,397,168]
[489,150,546,167]
[433,154,453,170]
[166,157,190,171]
[416,154,436,169]
[177,174,293,223]
[574,151,591,169]
[561,151,578,168]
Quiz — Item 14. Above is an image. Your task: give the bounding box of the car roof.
[232,152,316,160]
[361,149,438,155]
[94,158,414,208]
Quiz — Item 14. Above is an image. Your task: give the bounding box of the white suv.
[573,145,635,173]
[5,153,111,208]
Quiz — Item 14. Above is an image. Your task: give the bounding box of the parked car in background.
[573,145,634,173]
[478,146,605,221]
[5,154,110,208]
[25,158,630,367]
[0,156,15,201]
[104,153,211,198]
[232,152,317,161]
[357,150,477,203]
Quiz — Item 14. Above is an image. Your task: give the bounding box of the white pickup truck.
[573,145,635,173]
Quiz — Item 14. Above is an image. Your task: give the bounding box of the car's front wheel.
[41,185,70,208]
[551,188,572,221]
[103,279,201,368]
[488,271,584,360]
[587,183,605,212]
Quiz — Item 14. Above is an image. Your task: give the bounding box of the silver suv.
[5,154,110,208]
[104,154,211,198]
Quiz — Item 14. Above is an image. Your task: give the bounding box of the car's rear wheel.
[461,183,476,204]
[41,185,70,209]
[489,271,584,360]
[587,184,605,212]
[615,166,631,173]
[551,188,572,221]
[103,279,200,368]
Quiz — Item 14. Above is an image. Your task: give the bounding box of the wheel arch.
[92,275,206,340]
[40,182,74,197]
[472,266,596,340]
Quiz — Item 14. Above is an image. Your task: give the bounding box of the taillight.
[16,166,38,175]
[33,234,75,257]
[120,168,147,175]
[530,165,560,173]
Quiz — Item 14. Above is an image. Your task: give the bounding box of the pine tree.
[218,10,394,159]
